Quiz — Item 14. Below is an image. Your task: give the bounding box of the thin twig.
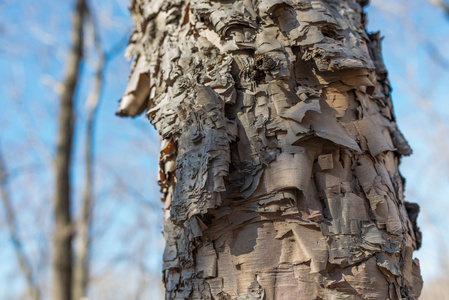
[0,149,40,300]
[72,1,130,299]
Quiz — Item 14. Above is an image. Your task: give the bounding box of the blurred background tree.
[0,0,448,299]
[0,0,163,299]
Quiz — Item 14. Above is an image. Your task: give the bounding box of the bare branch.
[429,0,449,17]
[0,149,40,300]
[72,7,105,299]
[72,2,130,298]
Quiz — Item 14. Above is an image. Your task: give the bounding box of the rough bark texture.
[118,0,423,299]
[53,0,85,299]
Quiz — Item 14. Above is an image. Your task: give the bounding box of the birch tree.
[117,0,423,298]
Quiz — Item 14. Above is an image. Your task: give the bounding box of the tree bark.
[53,0,85,299]
[119,0,423,299]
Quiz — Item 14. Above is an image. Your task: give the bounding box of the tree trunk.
[72,11,104,298]
[118,0,423,299]
[53,0,85,299]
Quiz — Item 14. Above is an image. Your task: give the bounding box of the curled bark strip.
[119,0,422,299]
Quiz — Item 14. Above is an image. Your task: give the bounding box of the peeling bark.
[118,0,423,299]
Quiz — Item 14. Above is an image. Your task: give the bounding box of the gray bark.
[53,0,86,299]
[118,0,423,299]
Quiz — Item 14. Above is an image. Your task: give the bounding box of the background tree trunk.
[72,8,104,299]
[53,0,85,299]
[119,0,423,298]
